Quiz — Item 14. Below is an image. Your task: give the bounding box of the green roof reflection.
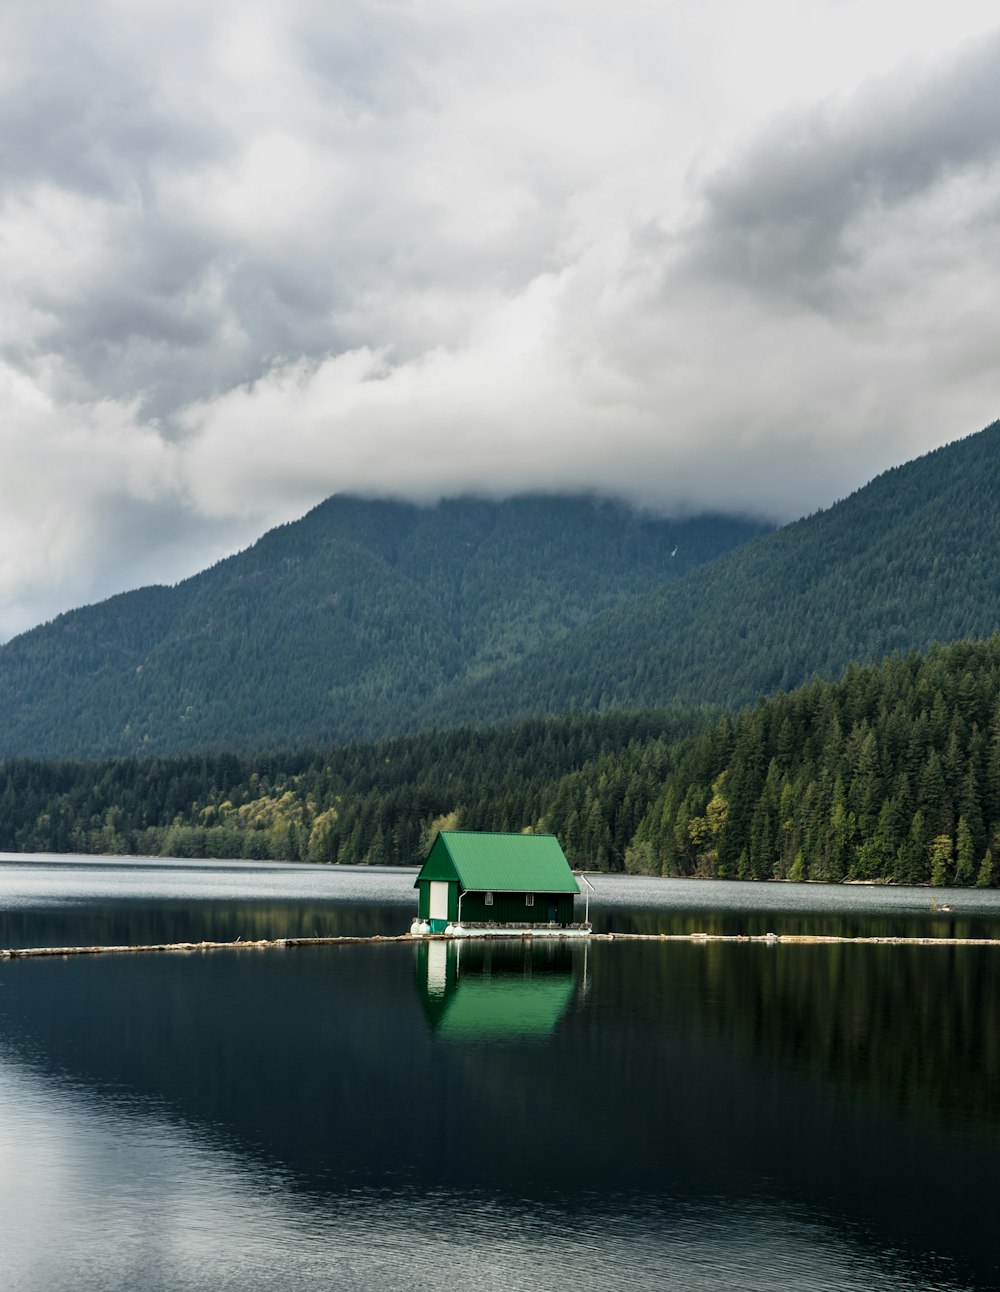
[437,976,575,1041]
[414,940,579,1042]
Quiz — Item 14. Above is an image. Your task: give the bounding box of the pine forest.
[6,635,1000,887]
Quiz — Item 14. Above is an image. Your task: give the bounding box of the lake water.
[1,854,998,1290]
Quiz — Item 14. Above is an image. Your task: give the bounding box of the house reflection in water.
[414,939,586,1042]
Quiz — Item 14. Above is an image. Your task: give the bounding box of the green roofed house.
[412,831,587,937]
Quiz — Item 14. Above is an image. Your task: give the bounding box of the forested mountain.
[0,496,764,758]
[5,419,1000,762]
[630,634,1000,886]
[417,420,1000,727]
[5,636,1000,886]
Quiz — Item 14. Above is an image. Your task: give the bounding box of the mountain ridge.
[4,419,1000,762]
[0,493,768,758]
[414,421,1000,728]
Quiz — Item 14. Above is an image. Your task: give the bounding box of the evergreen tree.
[955,817,975,885]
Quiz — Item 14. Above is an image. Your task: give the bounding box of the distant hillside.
[0,495,766,757]
[420,421,1000,727]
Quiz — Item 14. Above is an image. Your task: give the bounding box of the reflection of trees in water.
[5,937,997,1144]
[597,904,995,940]
[0,899,410,949]
[605,941,1000,1133]
[2,939,999,1284]
[6,892,996,948]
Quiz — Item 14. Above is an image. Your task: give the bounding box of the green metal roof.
[416,831,579,894]
[437,976,575,1041]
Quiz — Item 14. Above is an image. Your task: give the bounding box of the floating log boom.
[0,935,412,958]
[2,930,1000,958]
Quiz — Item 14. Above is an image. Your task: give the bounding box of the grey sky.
[2,0,1000,639]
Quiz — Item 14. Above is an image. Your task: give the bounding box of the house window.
[484,892,494,906]
[525,894,535,907]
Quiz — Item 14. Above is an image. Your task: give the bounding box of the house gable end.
[413,834,461,888]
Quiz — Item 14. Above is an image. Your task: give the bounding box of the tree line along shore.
[4,635,1000,887]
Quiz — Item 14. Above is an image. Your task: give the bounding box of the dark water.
[1,856,999,1290]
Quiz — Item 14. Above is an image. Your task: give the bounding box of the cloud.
[178,21,1000,522]
[687,30,1000,305]
[2,1,1000,637]
[0,360,259,638]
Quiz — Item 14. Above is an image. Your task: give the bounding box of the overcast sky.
[3,0,1000,640]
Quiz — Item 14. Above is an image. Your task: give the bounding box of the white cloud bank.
[2,0,1000,637]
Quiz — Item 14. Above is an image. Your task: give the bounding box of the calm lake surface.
[1,854,998,1291]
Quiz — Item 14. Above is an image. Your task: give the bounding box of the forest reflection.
[4,891,997,951]
[594,940,1000,1134]
[0,898,412,949]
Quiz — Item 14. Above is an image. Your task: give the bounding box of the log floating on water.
[588,933,1000,946]
[1,931,1000,958]
[0,935,413,959]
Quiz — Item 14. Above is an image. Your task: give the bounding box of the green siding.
[461,891,575,924]
[414,831,578,894]
[417,884,573,924]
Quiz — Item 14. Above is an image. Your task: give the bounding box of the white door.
[429,881,450,922]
